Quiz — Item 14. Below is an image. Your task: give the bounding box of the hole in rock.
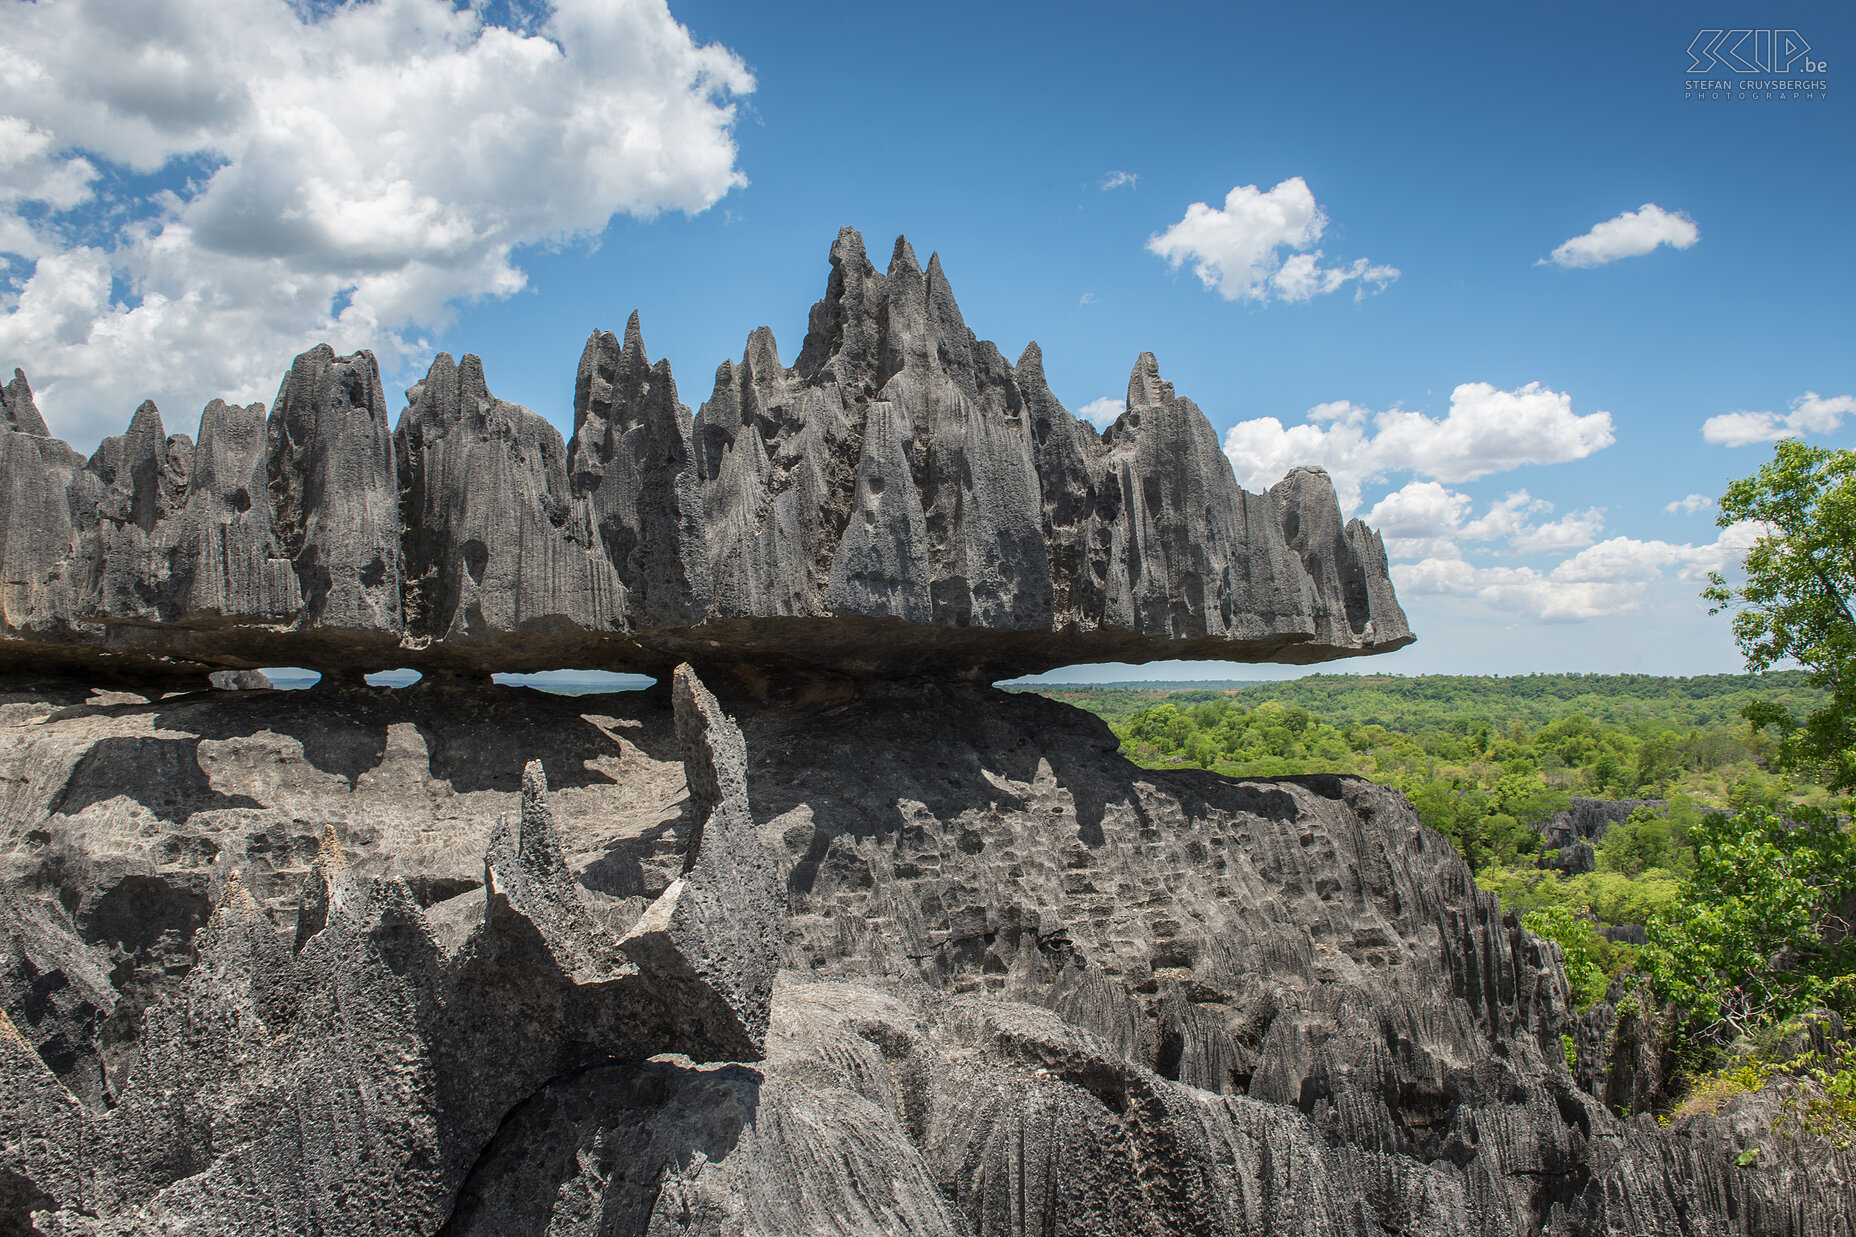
[461,539,489,582]
[491,670,656,696]
[257,668,320,690]
[365,668,423,689]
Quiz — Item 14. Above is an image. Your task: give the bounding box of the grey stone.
[396,352,624,653]
[264,344,403,635]
[206,669,272,691]
[1540,797,1666,852]
[0,666,784,1234]
[2,369,51,437]
[2,676,1847,1235]
[0,229,1412,686]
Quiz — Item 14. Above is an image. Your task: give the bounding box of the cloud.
[1079,292,1098,305]
[1543,203,1699,269]
[1395,522,1762,621]
[1701,392,1856,446]
[1223,382,1616,510]
[1076,396,1124,428]
[0,0,753,450]
[1666,493,1715,516]
[1100,170,1137,190]
[1146,177,1397,304]
[1363,481,1603,559]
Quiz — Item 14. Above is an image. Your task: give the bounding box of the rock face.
[6,226,1833,1236]
[0,230,1411,686]
[0,666,783,1235]
[3,678,1850,1236]
[1541,797,1665,854]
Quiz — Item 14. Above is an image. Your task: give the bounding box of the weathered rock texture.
[3,678,1849,1236]
[1541,797,1666,854]
[0,666,781,1236]
[0,230,1410,687]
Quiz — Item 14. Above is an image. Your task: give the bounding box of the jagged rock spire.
[2,368,49,437]
[0,228,1412,686]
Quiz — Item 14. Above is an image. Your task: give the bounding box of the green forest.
[1021,670,1822,951]
[1013,443,1856,1128]
[1021,667,1856,1122]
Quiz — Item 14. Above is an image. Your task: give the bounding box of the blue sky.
[2,0,1851,679]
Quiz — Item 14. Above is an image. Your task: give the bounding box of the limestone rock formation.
[5,225,1833,1237]
[2,676,1849,1235]
[0,229,1411,686]
[0,665,783,1235]
[1541,796,1666,853]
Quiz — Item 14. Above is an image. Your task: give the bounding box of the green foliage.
[1775,1040,1856,1148]
[1704,440,1856,791]
[1643,806,1856,1040]
[1523,904,1610,1011]
[1597,801,1694,878]
[1033,671,1849,1058]
[1679,1037,1856,1150]
[1022,671,1826,737]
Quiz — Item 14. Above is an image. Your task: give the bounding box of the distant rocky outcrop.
[1537,797,1666,873]
[1541,797,1666,852]
[0,229,1411,687]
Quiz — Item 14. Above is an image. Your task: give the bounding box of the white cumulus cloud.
[1666,493,1714,516]
[1701,392,1856,446]
[0,0,753,450]
[1395,522,1762,621]
[1100,170,1137,191]
[1363,481,1603,559]
[1223,382,1616,511]
[1147,177,1397,304]
[1076,396,1124,429]
[1543,203,1699,269]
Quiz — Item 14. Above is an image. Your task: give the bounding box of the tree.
[1643,806,1856,1040]
[1523,904,1609,1011]
[1704,439,1856,790]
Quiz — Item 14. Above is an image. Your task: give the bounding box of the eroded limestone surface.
[3,678,1848,1236]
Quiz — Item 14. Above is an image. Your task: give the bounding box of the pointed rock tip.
[889,235,921,274]
[517,757,570,873]
[671,662,714,710]
[623,311,646,359]
[316,821,348,869]
[366,875,426,926]
[459,352,490,399]
[2,368,49,435]
[216,869,263,918]
[1126,351,1174,408]
[0,1005,24,1046]
[744,325,782,374]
